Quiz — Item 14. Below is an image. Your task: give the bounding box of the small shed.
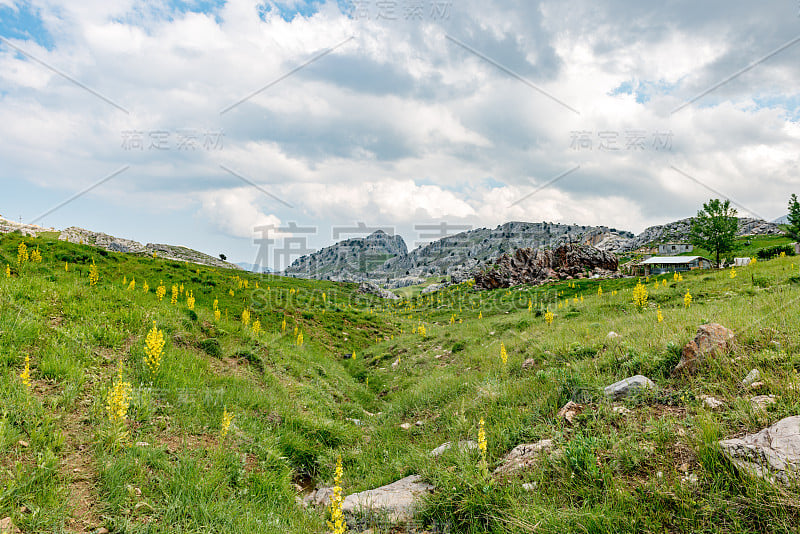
[734,257,752,267]
[636,256,713,276]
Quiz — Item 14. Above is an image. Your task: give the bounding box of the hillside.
[2,229,800,533]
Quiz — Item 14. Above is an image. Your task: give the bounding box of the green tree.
[786,194,800,242]
[689,199,738,267]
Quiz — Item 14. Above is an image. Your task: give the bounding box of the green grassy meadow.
[1,232,800,533]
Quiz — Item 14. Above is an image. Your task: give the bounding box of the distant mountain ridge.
[284,217,785,287]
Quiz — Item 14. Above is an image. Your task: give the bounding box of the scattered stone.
[750,395,777,411]
[557,401,583,425]
[742,369,761,387]
[0,517,19,534]
[606,331,621,341]
[521,358,537,370]
[135,442,150,447]
[342,475,434,522]
[414,420,424,427]
[603,375,655,399]
[681,473,699,485]
[399,423,412,430]
[392,358,400,369]
[16,440,28,448]
[302,487,334,508]
[493,439,554,476]
[346,418,363,426]
[521,482,536,491]
[429,440,479,458]
[700,395,725,410]
[673,323,735,374]
[719,416,800,483]
[612,406,631,415]
[749,381,765,390]
[96,528,110,534]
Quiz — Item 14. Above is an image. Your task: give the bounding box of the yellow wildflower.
[144,321,165,377]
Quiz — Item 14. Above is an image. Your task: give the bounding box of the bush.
[198,338,221,358]
[756,244,795,259]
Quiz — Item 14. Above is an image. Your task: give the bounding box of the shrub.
[198,338,222,358]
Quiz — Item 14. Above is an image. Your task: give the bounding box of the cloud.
[198,187,282,239]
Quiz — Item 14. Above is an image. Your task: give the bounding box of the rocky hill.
[285,222,634,287]
[621,217,784,252]
[284,230,407,281]
[0,215,240,270]
[283,216,784,288]
[58,227,241,270]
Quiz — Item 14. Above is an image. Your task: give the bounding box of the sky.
[1,0,799,270]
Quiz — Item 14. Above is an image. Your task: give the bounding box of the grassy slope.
[1,233,800,533]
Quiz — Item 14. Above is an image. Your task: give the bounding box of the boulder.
[700,395,725,410]
[429,440,479,458]
[521,358,537,370]
[493,439,554,476]
[341,475,434,522]
[719,416,800,483]
[357,281,401,300]
[603,375,655,399]
[673,323,735,374]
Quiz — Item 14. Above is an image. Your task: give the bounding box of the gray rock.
[493,439,554,476]
[429,440,479,458]
[357,281,401,300]
[719,416,800,483]
[700,395,725,410]
[302,486,334,508]
[342,475,434,522]
[742,369,761,387]
[603,375,655,399]
[750,395,777,411]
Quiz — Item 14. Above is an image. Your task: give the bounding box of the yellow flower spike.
[500,343,508,366]
[730,267,737,279]
[478,311,482,319]
[281,318,287,333]
[20,355,31,388]
[88,260,99,286]
[171,285,178,305]
[252,319,261,335]
[187,291,195,310]
[105,368,132,425]
[30,247,42,263]
[220,409,234,441]
[142,280,149,293]
[123,276,127,286]
[662,279,667,287]
[598,286,603,297]
[241,309,251,326]
[327,456,346,534]
[156,281,166,302]
[5,264,10,278]
[657,306,663,323]
[17,242,28,265]
[545,310,554,325]
[632,281,648,308]
[128,278,136,291]
[684,290,692,308]
[214,309,221,321]
[144,321,165,378]
[228,289,235,297]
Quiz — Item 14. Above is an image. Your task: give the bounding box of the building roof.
[639,256,709,265]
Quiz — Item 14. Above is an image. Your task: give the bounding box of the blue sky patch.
[0,1,55,50]
[609,78,678,104]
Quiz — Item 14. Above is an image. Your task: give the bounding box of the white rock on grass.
[603,375,655,399]
[700,395,725,410]
[429,440,479,458]
[750,395,777,411]
[493,439,554,476]
[742,369,761,387]
[719,415,800,484]
[342,475,434,522]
